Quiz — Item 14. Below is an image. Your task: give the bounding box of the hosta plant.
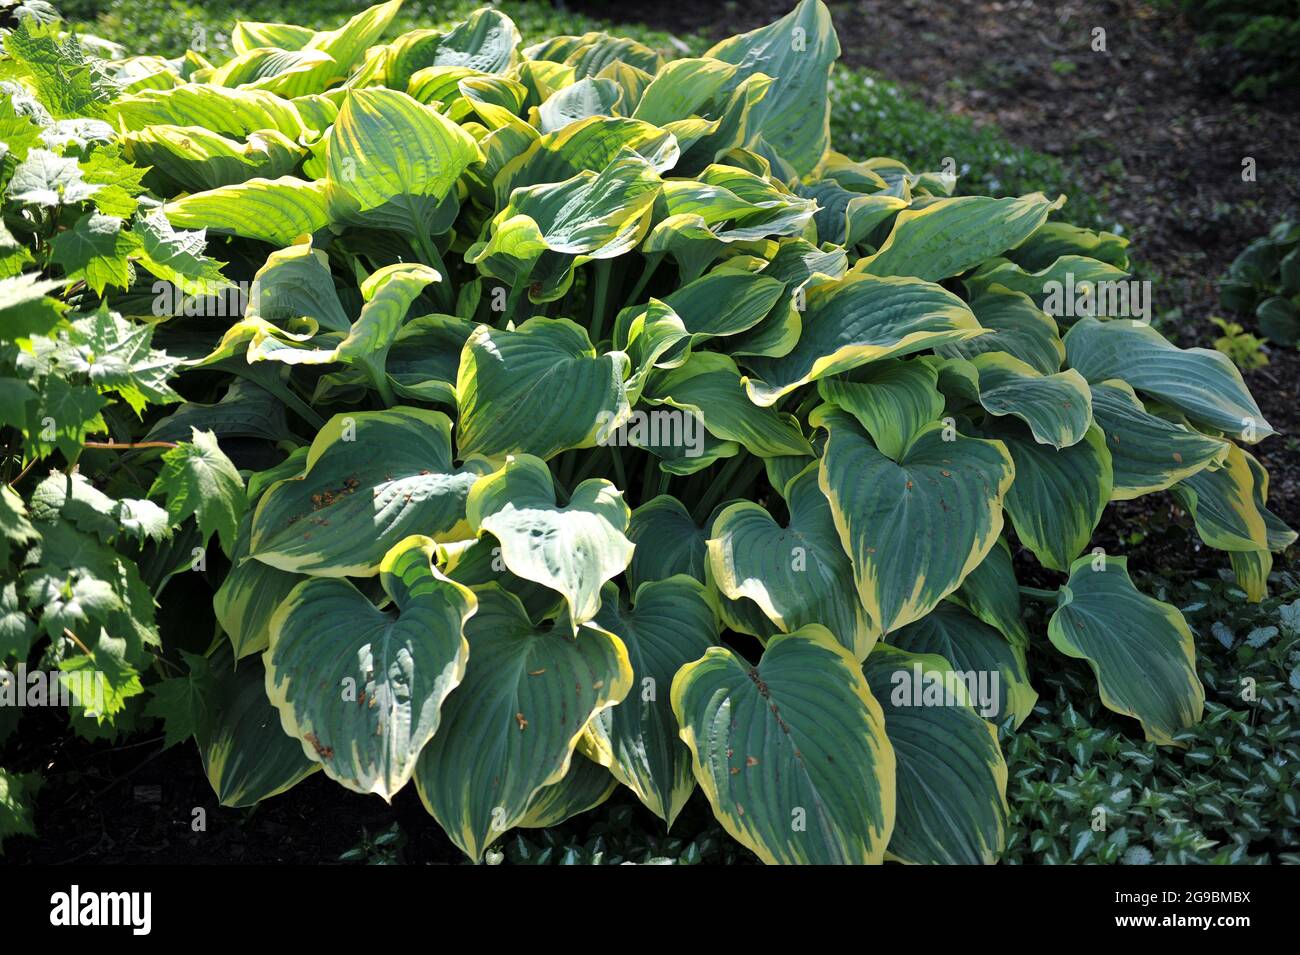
[5,0,1293,864]
[1219,220,1300,348]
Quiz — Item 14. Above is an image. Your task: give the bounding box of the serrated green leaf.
[149,428,246,556]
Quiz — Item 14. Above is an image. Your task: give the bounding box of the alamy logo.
[1041,274,1151,321]
[596,409,705,458]
[49,885,152,935]
[151,279,251,318]
[0,665,106,714]
[889,662,1002,718]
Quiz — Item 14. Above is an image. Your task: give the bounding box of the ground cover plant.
[1,0,1295,864]
[1219,220,1300,349]
[1166,0,1300,99]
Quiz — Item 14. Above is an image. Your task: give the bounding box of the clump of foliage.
[0,2,241,850]
[1219,220,1300,348]
[338,821,405,864]
[1209,316,1269,370]
[1169,0,1300,99]
[2,0,1294,865]
[1007,575,1300,864]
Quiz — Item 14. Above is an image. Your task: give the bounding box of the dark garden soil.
[6,0,1299,866]
[4,707,457,864]
[3,700,727,865]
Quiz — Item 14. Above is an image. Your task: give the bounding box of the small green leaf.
[150,429,247,556]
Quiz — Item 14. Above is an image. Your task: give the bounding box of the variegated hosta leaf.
[953,538,1029,649]
[1230,550,1271,605]
[214,513,302,659]
[626,494,707,592]
[888,601,1037,728]
[631,56,736,126]
[465,454,633,630]
[249,408,481,576]
[112,57,181,96]
[1049,556,1205,744]
[815,357,944,461]
[671,626,896,864]
[196,641,319,808]
[729,239,848,359]
[264,536,475,799]
[655,267,787,350]
[385,7,520,90]
[611,299,687,402]
[108,83,311,140]
[517,753,618,829]
[1089,379,1228,500]
[232,20,315,55]
[813,406,1014,635]
[123,125,305,192]
[325,86,482,237]
[526,31,662,80]
[205,47,336,97]
[460,75,535,151]
[290,94,338,135]
[703,0,839,177]
[334,262,442,388]
[761,235,849,287]
[704,554,780,644]
[435,6,521,71]
[801,178,907,247]
[1226,448,1296,600]
[581,577,718,824]
[643,167,816,283]
[515,57,578,105]
[985,418,1112,572]
[707,464,875,660]
[643,352,812,459]
[455,317,631,461]
[838,155,953,196]
[415,585,632,860]
[370,313,475,406]
[855,193,1064,282]
[285,0,406,96]
[965,254,1130,308]
[1243,449,1296,553]
[765,454,818,500]
[495,115,678,202]
[164,175,330,246]
[406,65,481,117]
[863,644,1008,864]
[963,352,1092,449]
[468,153,661,299]
[817,151,890,192]
[626,418,740,476]
[601,61,655,117]
[743,273,984,406]
[244,241,351,334]
[198,316,333,369]
[1065,317,1274,443]
[538,76,622,132]
[1172,442,1269,553]
[435,535,563,624]
[937,284,1064,375]
[614,269,787,397]
[1009,220,1131,272]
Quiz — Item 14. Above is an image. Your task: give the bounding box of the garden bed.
[2,0,1296,867]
